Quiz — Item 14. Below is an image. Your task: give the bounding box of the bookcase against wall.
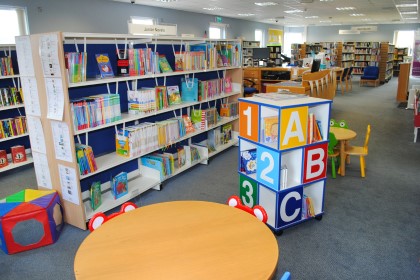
[393,47,408,77]
[353,42,380,75]
[0,45,32,173]
[341,43,355,69]
[16,32,243,230]
[268,45,282,67]
[380,42,395,83]
[237,94,331,233]
[290,43,305,65]
[242,40,260,67]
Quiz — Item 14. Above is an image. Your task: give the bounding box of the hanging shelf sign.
[128,23,177,36]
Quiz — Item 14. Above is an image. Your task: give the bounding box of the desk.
[330,127,357,176]
[74,201,279,280]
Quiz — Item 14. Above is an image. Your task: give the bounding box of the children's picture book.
[90,181,102,210]
[177,147,186,168]
[11,145,26,164]
[182,115,195,134]
[263,116,279,143]
[0,149,8,168]
[224,77,232,93]
[174,51,184,71]
[111,172,128,199]
[240,149,257,175]
[167,85,182,105]
[222,123,232,144]
[158,55,173,73]
[96,54,114,78]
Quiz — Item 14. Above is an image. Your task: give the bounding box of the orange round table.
[330,127,357,176]
[74,201,279,280]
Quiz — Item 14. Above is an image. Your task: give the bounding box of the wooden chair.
[344,124,371,178]
[336,67,349,94]
[345,67,353,92]
[328,132,340,178]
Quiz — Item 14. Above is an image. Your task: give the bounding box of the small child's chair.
[344,124,371,178]
[88,202,137,232]
[328,132,340,178]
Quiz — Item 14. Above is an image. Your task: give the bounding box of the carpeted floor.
[0,77,419,280]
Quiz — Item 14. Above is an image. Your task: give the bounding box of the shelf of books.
[0,45,32,173]
[379,42,395,83]
[16,32,243,229]
[353,42,380,75]
[341,43,355,68]
[393,47,408,77]
[290,43,305,65]
[242,40,260,67]
[237,93,331,233]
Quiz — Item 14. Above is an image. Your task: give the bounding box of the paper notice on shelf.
[15,36,35,77]
[26,116,46,154]
[20,76,41,116]
[39,34,62,78]
[45,78,65,120]
[32,151,52,189]
[51,121,73,163]
[58,164,80,205]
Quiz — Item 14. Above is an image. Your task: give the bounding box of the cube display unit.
[237,94,331,233]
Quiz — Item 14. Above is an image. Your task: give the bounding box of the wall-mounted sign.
[215,16,223,23]
[128,23,177,35]
[351,26,378,32]
[339,30,361,35]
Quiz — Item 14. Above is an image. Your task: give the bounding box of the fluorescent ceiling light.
[284,10,304,13]
[319,20,332,22]
[400,11,418,14]
[350,13,365,16]
[238,13,255,16]
[336,7,355,11]
[254,2,278,6]
[155,0,177,2]
[203,7,223,10]
[404,17,418,19]
[361,18,372,21]
[396,4,417,8]
[305,16,319,18]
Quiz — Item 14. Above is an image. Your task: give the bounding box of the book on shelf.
[0,87,23,107]
[166,85,182,106]
[65,52,87,83]
[128,88,156,115]
[0,149,8,168]
[0,56,14,76]
[11,145,26,164]
[155,86,169,110]
[158,55,173,73]
[224,77,232,93]
[116,49,129,76]
[0,116,28,139]
[177,147,186,168]
[262,116,279,144]
[240,149,257,175]
[280,165,288,190]
[111,172,128,199]
[75,143,97,175]
[115,122,158,158]
[221,123,232,144]
[95,53,114,78]
[174,51,184,71]
[182,115,195,134]
[90,181,102,210]
[302,195,315,219]
[190,146,201,162]
[207,128,222,151]
[220,101,238,118]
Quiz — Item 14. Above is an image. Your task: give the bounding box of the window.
[255,29,264,47]
[209,23,226,39]
[283,32,304,57]
[0,6,29,44]
[394,30,415,56]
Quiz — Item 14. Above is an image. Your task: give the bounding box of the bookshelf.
[341,43,355,69]
[268,45,282,67]
[353,42,380,75]
[0,45,32,173]
[379,42,395,83]
[242,40,260,67]
[16,32,243,230]
[393,47,408,77]
[238,94,331,233]
[396,63,411,102]
[290,43,306,65]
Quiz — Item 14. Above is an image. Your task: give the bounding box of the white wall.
[0,0,280,42]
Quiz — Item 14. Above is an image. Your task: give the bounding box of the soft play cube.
[0,189,63,254]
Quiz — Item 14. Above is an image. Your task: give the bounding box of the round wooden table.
[330,127,357,176]
[74,201,279,280]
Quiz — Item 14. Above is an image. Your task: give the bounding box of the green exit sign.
[215,16,222,23]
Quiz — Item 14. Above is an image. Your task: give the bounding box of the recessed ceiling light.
[305,16,319,19]
[203,7,223,11]
[254,2,278,6]
[237,13,255,16]
[350,13,365,16]
[396,4,417,8]
[320,0,334,2]
[319,20,332,22]
[336,7,355,11]
[284,10,304,13]
[404,17,418,20]
[400,11,418,14]
[155,0,177,2]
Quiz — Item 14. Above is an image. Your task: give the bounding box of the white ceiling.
[114,0,419,26]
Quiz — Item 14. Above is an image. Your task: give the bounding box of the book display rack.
[237,93,331,233]
[353,42,380,75]
[16,32,242,229]
[0,45,32,172]
[393,47,408,77]
[380,42,395,83]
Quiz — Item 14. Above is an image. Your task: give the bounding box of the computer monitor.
[253,48,270,60]
[311,59,321,73]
